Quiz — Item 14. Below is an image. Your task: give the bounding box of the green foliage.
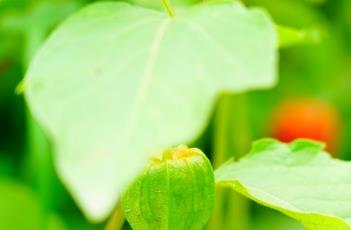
[303,0,326,5]
[248,0,326,28]
[0,1,82,62]
[215,139,351,230]
[0,1,81,33]
[277,25,325,48]
[121,146,215,230]
[0,180,41,229]
[24,1,277,221]
[0,180,67,230]
[252,208,303,230]
[0,0,351,229]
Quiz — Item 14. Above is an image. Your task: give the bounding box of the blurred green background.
[0,0,350,229]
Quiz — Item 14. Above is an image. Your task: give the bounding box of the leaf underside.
[215,139,351,230]
[25,1,277,221]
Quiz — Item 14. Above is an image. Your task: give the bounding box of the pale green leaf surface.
[215,139,351,230]
[128,0,198,10]
[25,1,277,221]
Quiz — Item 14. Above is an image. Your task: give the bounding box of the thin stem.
[161,0,176,18]
[225,94,251,230]
[23,26,53,230]
[105,203,125,230]
[207,93,251,230]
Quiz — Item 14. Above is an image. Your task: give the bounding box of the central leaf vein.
[126,19,171,142]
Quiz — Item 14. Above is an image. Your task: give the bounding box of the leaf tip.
[249,138,282,155]
[15,79,26,95]
[289,138,326,154]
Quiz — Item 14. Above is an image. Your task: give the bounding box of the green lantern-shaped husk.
[121,146,215,230]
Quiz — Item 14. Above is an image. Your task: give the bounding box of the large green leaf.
[24,1,277,221]
[215,139,351,230]
[128,0,198,10]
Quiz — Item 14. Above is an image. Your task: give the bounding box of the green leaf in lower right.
[215,138,351,230]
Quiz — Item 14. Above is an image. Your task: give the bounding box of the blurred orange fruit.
[271,99,341,155]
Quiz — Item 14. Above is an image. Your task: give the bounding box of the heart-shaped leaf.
[129,0,198,10]
[215,139,351,230]
[25,1,277,221]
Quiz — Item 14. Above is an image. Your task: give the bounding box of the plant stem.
[23,26,52,230]
[208,93,251,230]
[161,0,176,18]
[105,203,125,230]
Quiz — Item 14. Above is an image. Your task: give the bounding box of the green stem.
[23,26,52,230]
[161,0,176,18]
[208,93,251,230]
[105,203,125,230]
